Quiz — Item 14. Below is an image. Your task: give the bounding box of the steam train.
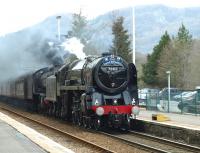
[0,53,139,130]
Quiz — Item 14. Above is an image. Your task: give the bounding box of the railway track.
[1,104,199,153]
[0,106,115,153]
[100,130,200,153]
[129,131,200,152]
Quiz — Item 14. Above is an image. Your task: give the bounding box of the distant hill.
[1,5,200,82]
[1,5,200,55]
[135,5,200,52]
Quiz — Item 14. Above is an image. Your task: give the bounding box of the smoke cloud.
[62,37,86,59]
[0,33,86,84]
[0,14,87,84]
[0,30,65,83]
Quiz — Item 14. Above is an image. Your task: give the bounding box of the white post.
[132,7,135,64]
[166,71,171,112]
[56,16,61,41]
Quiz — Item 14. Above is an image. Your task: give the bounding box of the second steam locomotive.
[0,53,139,130]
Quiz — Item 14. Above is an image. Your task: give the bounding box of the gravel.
[0,103,147,153]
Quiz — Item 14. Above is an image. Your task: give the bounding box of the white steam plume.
[62,37,86,59]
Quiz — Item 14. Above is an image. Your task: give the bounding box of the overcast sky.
[0,0,200,36]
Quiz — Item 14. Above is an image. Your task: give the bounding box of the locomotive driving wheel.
[72,111,76,124]
[83,117,87,128]
[94,118,101,131]
[52,103,56,116]
[72,111,81,125]
[77,114,82,126]
[48,103,53,116]
[87,118,92,129]
[121,114,131,131]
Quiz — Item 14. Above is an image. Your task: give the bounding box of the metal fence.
[139,90,200,115]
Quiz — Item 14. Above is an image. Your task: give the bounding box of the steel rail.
[100,130,200,153]
[129,130,200,153]
[100,131,168,153]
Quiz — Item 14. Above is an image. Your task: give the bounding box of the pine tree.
[177,24,192,45]
[72,11,87,38]
[157,25,193,89]
[70,11,99,56]
[110,16,132,63]
[71,10,88,44]
[142,31,170,86]
[175,24,193,88]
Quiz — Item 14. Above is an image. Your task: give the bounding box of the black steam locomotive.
[0,53,139,130]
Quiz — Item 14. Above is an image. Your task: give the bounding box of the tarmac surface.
[0,112,74,153]
[137,109,200,131]
[0,119,46,153]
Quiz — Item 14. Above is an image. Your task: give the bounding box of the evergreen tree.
[68,11,87,45]
[177,24,192,45]
[71,10,87,44]
[142,31,170,86]
[70,11,99,56]
[110,16,132,63]
[157,41,180,88]
[157,24,193,89]
[175,24,193,88]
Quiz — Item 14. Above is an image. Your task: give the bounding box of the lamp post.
[56,16,61,41]
[132,7,135,64]
[166,71,171,112]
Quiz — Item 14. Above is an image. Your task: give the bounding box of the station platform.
[0,119,46,153]
[132,109,200,146]
[0,112,74,153]
[137,109,200,131]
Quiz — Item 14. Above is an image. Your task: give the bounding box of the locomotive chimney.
[56,16,61,41]
[102,52,112,57]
